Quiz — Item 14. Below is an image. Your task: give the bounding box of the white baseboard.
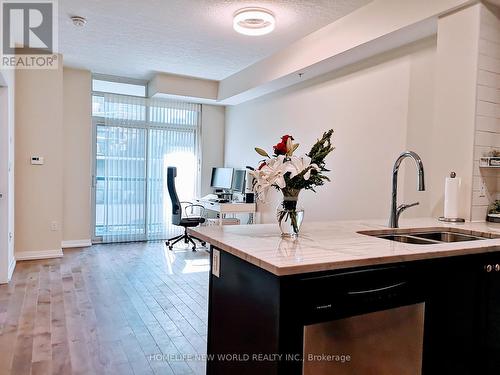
[61,239,92,248]
[8,257,16,280]
[16,249,63,261]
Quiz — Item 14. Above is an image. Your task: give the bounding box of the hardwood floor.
[0,242,210,375]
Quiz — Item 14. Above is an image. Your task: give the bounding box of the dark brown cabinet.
[422,257,483,374]
[207,248,500,375]
[480,258,500,374]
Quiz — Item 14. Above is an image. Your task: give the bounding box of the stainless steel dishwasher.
[299,265,425,375]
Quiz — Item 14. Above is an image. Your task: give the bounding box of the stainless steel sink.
[378,235,437,245]
[411,231,487,243]
[361,230,491,245]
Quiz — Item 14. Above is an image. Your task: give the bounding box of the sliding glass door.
[92,94,200,243]
[94,125,147,242]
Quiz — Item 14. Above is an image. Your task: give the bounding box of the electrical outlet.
[51,221,59,231]
[480,181,487,198]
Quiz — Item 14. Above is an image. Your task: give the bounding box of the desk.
[195,199,256,226]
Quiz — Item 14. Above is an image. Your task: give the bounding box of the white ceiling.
[59,0,372,81]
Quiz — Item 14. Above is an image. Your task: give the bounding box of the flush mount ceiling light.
[233,8,275,36]
[70,16,87,27]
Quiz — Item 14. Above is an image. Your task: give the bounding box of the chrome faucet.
[389,151,425,228]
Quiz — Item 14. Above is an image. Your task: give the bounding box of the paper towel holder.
[439,171,465,223]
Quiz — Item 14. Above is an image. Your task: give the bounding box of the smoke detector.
[70,16,87,27]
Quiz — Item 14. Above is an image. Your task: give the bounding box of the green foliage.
[489,200,500,214]
[283,129,335,193]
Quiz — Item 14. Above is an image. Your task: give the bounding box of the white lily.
[249,168,271,200]
[250,155,294,201]
[287,155,320,180]
[260,155,291,188]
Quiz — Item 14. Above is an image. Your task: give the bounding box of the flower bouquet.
[249,129,334,236]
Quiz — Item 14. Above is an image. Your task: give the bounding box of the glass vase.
[277,189,304,237]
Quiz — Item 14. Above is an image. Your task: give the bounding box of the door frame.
[0,83,14,283]
[91,117,101,243]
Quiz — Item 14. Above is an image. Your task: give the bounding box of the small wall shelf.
[480,157,500,168]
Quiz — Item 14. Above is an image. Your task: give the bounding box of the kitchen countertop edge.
[189,218,500,276]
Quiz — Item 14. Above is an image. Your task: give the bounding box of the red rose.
[273,135,293,155]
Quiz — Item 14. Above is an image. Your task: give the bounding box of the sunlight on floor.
[181,258,210,274]
[162,245,210,274]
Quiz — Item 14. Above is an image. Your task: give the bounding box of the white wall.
[201,105,225,196]
[402,38,437,217]
[0,69,16,283]
[225,38,437,224]
[471,3,500,221]
[15,58,64,259]
[149,73,218,101]
[62,68,92,245]
[428,4,481,220]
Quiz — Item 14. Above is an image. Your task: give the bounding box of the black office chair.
[166,166,206,251]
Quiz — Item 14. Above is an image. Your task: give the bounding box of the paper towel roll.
[444,175,460,219]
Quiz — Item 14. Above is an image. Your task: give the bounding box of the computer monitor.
[232,170,246,193]
[210,167,234,189]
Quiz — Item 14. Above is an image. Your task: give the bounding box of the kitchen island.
[189,219,500,375]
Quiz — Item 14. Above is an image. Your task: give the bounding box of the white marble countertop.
[189,218,500,276]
